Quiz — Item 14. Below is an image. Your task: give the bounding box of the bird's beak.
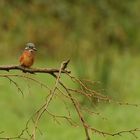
[33,47,37,51]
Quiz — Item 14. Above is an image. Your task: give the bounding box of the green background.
[0,0,140,139]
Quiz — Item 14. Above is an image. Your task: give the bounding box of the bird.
[19,43,37,68]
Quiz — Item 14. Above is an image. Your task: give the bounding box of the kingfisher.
[19,43,37,68]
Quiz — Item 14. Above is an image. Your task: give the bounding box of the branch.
[0,64,70,74]
[31,60,67,140]
[90,127,140,138]
[50,73,91,140]
[0,129,27,140]
[0,59,139,140]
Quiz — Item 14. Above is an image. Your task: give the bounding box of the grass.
[0,54,140,140]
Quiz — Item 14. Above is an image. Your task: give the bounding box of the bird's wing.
[19,54,24,65]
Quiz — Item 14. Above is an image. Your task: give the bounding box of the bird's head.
[25,43,37,52]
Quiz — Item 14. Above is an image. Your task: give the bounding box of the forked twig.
[30,60,68,140]
[0,60,139,140]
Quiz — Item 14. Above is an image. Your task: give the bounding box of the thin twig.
[0,60,139,140]
[50,73,91,140]
[31,60,67,140]
[0,129,27,140]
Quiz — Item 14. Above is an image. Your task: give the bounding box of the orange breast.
[19,51,35,67]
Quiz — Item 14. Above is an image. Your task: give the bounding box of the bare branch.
[0,60,139,140]
[0,65,70,74]
[89,127,140,138]
[50,73,91,140]
[46,109,79,127]
[31,60,67,140]
[0,129,27,140]
[1,75,24,97]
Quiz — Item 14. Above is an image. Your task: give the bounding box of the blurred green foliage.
[0,0,140,53]
[0,1,140,139]
[0,0,140,92]
[0,0,140,94]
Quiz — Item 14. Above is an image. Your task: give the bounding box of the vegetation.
[0,0,140,140]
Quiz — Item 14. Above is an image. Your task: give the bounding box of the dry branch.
[0,64,70,74]
[0,60,140,140]
[30,60,68,140]
[0,129,27,140]
[50,73,91,140]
